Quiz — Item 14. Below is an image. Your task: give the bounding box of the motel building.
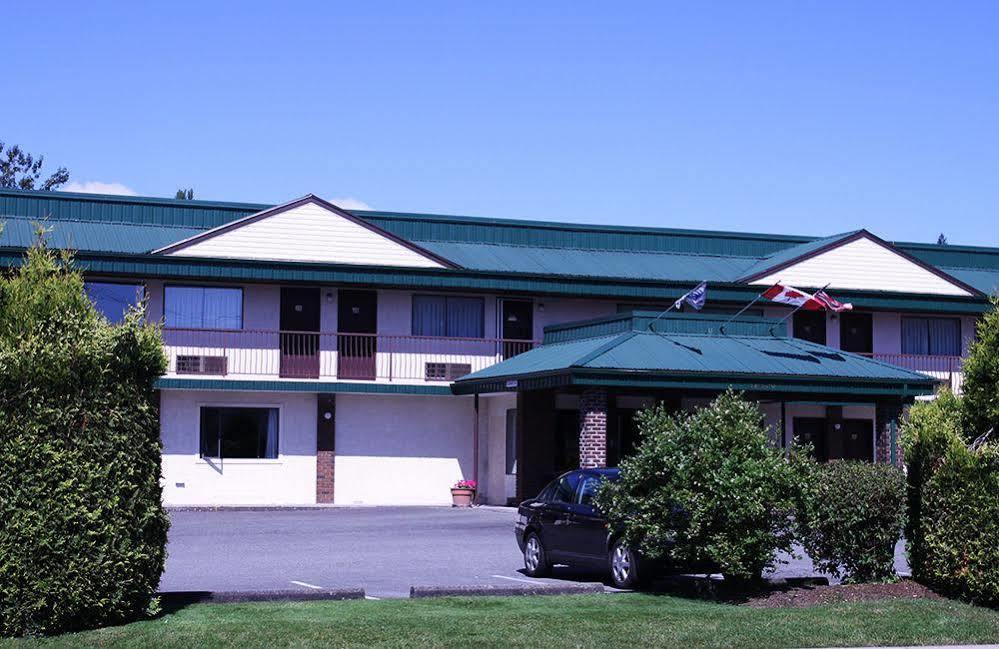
[1,189,995,506]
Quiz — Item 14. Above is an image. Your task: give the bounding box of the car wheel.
[523,532,551,577]
[609,538,643,589]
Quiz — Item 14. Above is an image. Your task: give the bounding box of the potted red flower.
[451,479,477,507]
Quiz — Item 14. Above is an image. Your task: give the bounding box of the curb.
[410,583,605,598]
[159,588,365,605]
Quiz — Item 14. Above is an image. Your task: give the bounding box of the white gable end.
[750,236,972,296]
[164,201,446,268]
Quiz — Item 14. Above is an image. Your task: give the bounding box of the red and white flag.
[813,289,853,312]
[762,284,853,312]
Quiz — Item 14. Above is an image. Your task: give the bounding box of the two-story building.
[2,189,995,506]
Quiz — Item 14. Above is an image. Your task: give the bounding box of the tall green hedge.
[961,296,999,441]
[0,243,169,636]
[902,393,999,607]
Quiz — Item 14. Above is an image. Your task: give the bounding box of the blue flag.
[673,281,707,311]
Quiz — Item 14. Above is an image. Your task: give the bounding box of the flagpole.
[719,283,778,335]
[647,281,704,331]
[646,299,681,331]
[768,283,830,336]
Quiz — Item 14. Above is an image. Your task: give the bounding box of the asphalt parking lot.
[160,507,909,599]
[160,506,599,599]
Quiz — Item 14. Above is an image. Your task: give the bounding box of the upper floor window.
[165,286,243,330]
[793,311,826,345]
[84,281,144,324]
[902,317,961,356]
[412,295,484,338]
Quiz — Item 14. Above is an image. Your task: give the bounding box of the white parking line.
[290,580,325,590]
[491,574,540,584]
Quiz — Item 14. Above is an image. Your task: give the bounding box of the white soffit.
[158,197,448,268]
[750,235,974,296]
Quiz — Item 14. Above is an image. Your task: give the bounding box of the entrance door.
[501,299,533,358]
[794,417,828,462]
[841,419,874,461]
[607,410,641,467]
[280,287,320,378]
[338,290,377,380]
[840,313,873,354]
[793,311,827,344]
[554,409,581,475]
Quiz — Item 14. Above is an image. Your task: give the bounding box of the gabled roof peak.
[152,194,458,268]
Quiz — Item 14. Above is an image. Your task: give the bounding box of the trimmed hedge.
[0,244,169,636]
[798,460,906,583]
[596,391,808,582]
[902,394,999,607]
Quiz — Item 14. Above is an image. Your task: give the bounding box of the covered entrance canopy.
[453,312,937,501]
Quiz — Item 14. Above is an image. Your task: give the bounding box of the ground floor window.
[199,406,279,459]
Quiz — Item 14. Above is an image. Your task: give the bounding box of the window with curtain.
[901,317,961,356]
[412,295,484,338]
[199,407,279,459]
[165,286,243,329]
[84,281,144,324]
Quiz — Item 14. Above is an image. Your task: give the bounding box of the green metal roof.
[415,241,757,282]
[453,312,938,397]
[0,216,204,253]
[1,188,996,303]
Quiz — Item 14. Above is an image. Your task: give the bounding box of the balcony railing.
[868,353,965,393]
[162,328,538,383]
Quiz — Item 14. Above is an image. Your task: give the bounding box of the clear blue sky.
[6,1,998,244]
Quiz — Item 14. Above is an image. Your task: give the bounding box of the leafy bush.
[596,390,808,582]
[797,460,906,583]
[0,242,169,636]
[902,395,999,606]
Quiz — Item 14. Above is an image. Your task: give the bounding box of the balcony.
[869,353,965,394]
[161,328,538,384]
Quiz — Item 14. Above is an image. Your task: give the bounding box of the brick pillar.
[579,388,608,468]
[875,400,904,466]
[317,394,336,503]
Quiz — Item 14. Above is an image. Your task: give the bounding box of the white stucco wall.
[160,390,318,506]
[333,393,475,505]
[483,393,518,505]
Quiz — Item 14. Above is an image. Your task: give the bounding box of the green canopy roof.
[452,312,938,398]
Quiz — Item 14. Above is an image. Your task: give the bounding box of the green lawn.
[4,593,998,649]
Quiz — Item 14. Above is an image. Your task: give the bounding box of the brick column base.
[875,400,904,466]
[317,395,336,503]
[317,450,335,503]
[579,388,608,468]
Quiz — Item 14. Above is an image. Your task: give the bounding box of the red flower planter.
[450,487,475,507]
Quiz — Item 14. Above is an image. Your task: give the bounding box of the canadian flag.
[762,284,853,312]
